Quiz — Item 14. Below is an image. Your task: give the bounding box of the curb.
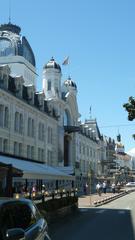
[93,189,135,207]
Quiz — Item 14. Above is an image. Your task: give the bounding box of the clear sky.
[1,0,135,152]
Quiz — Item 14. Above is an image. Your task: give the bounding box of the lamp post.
[88,166,92,206]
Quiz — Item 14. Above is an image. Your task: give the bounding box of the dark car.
[0,197,51,240]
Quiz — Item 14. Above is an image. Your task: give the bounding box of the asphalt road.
[49,192,135,240]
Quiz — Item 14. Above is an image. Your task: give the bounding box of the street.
[49,192,135,240]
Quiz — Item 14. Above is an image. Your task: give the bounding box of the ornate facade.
[0,22,114,193]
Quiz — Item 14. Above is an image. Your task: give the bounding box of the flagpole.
[62,56,70,80]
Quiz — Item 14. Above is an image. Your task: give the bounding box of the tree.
[123,96,135,139]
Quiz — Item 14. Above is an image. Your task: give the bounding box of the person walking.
[111,182,116,194]
[96,182,101,196]
[103,181,107,194]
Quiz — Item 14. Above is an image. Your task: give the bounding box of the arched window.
[64,110,71,126]
[0,105,4,127]
[4,107,9,128]
[0,39,15,57]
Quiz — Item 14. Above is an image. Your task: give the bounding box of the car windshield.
[0,201,35,232]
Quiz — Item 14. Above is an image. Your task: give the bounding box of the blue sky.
[1,0,135,152]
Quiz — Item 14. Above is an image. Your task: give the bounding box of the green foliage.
[36,196,78,213]
[123,96,135,121]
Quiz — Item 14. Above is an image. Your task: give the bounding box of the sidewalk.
[78,191,124,208]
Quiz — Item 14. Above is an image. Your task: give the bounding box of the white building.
[0,22,109,194]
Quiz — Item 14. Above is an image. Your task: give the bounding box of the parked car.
[125,182,135,187]
[0,197,51,240]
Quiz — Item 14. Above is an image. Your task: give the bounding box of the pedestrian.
[117,182,121,193]
[111,182,115,194]
[96,182,101,196]
[103,181,107,194]
[83,184,87,195]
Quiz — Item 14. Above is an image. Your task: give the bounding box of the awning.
[0,155,75,180]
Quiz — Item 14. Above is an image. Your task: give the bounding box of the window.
[4,107,9,128]
[19,114,23,134]
[32,119,34,137]
[47,150,53,165]
[3,139,8,153]
[14,112,19,132]
[31,146,34,159]
[47,80,51,91]
[19,143,22,156]
[48,126,52,144]
[27,145,31,159]
[0,202,36,232]
[0,138,2,152]
[0,105,4,127]
[27,117,31,136]
[0,39,15,57]
[38,122,45,141]
[28,117,34,138]
[41,149,44,161]
[14,142,18,155]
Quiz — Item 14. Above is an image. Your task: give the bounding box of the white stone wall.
[0,88,58,166]
[0,56,36,86]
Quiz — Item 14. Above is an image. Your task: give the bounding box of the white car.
[126,182,135,187]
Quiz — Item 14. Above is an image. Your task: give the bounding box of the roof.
[43,57,61,72]
[0,155,75,181]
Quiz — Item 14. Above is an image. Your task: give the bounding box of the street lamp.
[88,165,92,206]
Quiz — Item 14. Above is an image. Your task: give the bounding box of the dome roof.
[0,23,21,34]
[0,22,35,67]
[44,57,61,72]
[64,76,77,89]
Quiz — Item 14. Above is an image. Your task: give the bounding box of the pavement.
[78,190,127,208]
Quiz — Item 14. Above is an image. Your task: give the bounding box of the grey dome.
[64,76,77,89]
[44,57,61,72]
[0,22,36,67]
[0,23,21,34]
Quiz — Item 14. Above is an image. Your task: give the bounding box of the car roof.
[127,182,135,184]
[0,197,32,205]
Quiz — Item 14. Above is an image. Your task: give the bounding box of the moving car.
[0,197,51,240]
[125,182,135,187]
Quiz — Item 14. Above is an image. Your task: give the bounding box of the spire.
[8,0,11,24]
[89,106,92,119]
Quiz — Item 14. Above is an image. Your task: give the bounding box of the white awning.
[0,155,75,180]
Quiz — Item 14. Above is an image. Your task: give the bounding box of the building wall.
[0,87,58,166]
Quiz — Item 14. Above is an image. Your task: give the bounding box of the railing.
[13,188,78,203]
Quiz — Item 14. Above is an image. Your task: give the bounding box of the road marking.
[80,208,88,212]
[118,210,126,214]
[96,210,106,214]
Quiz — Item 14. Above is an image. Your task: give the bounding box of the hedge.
[36,196,78,212]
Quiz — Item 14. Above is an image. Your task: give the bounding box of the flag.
[62,56,69,65]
